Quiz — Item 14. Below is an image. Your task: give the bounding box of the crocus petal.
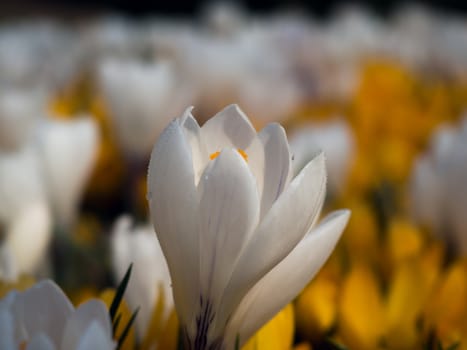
[0,88,43,151]
[111,215,173,340]
[61,300,112,350]
[258,123,292,218]
[0,145,46,224]
[180,108,208,184]
[26,333,55,350]
[10,280,73,346]
[410,156,443,232]
[75,321,115,350]
[221,153,326,320]
[197,148,260,340]
[147,119,200,333]
[227,210,350,346]
[0,308,15,349]
[6,200,52,276]
[98,58,190,157]
[38,117,98,227]
[201,104,265,197]
[0,242,18,282]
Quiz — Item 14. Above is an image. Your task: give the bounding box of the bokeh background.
[1,1,467,349]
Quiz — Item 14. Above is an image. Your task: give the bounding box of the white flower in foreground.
[147,105,350,349]
[37,117,99,228]
[98,58,193,157]
[410,117,467,253]
[111,215,173,340]
[0,279,114,349]
[289,119,355,194]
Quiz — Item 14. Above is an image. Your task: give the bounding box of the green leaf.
[112,313,122,335]
[109,263,133,322]
[235,334,240,350]
[117,307,139,350]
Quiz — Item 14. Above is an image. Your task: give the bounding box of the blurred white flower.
[289,119,355,194]
[98,58,193,157]
[201,2,247,36]
[147,105,350,348]
[0,279,115,349]
[111,215,173,340]
[37,117,99,228]
[410,117,467,253]
[0,243,17,283]
[0,21,79,90]
[4,200,52,278]
[0,146,46,224]
[79,16,142,64]
[0,144,52,278]
[0,114,98,274]
[0,87,45,152]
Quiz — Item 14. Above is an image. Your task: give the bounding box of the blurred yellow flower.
[338,264,386,350]
[242,304,295,350]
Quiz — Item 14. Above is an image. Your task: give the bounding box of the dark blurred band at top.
[2,0,467,18]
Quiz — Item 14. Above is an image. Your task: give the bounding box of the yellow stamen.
[209,149,248,162]
[237,148,248,162]
[209,151,220,160]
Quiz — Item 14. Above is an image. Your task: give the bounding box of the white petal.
[197,148,260,340]
[180,108,208,184]
[0,87,44,151]
[61,300,112,350]
[0,145,46,225]
[228,210,350,345]
[201,104,257,154]
[98,59,189,156]
[110,215,173,340]
[223,153,326,317]
[289,120,355,193]
[0,308,15,349]
[258,123,292,218]
[26,333,55,350]
[10,280,73,346]
[74,321,115,350]
[409,156,443,232]
[38,117,98,227]
[5,200,52,276]
[147,119,199,332]
[201,104,265,197]
[0,243,18,282]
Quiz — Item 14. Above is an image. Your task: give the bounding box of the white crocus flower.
[4,200,52,277]
[147,105,350,349]
[111,215,173,340]
[410,117,467,254]
[0,87,45,152]
[0,146,46,224]
[37,117,99,228]
[0,279,115,349]
[0,145,52,278]
[98,58,193,158]
[289,119,355,195]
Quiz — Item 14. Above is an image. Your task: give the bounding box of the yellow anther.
[237,148,248,162]
[209,149,248,162]
[210,151,221,160]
